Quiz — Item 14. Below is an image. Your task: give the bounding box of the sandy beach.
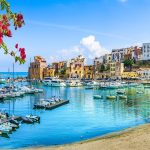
[23,123,150,150]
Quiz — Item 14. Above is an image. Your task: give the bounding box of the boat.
[119,95,127,99]
[65,79,77,87]
[116,89,125,94]
[42,77,52,85]
[0,126,9,135]
[107,82,121,89]
[86,81,99,87]
[21,117,34,124]
[26,115,40,122]
[85,86,93,89]
[106,95,116,100]
[93,95,102,99]
[0,78,6,84]
[144,85,150,88]
[50,79,66,87]
[137,91,144,94]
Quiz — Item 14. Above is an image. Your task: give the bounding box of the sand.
[23,123,150,150]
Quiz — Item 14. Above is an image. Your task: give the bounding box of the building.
[142,43,150,61]
[93,56,104,75]
[124,47,133,60]
[132,46,142,61]
[115,62,124,78]
[103,54,112,64]
[95,72,110,79]
[84,65,94,79]
[43,65,55,78]
[121,72,139,79]
[28,56,47,80]
[52,62,59,75]
[111,48,126,62]
[109,62,124,79]
[67,55,86,78]
[137,68,150,80]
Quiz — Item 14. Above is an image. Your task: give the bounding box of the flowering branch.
[0,0,26,64]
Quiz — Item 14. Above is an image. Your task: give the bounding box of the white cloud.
[80,35,108,59]
[48,35,109,64]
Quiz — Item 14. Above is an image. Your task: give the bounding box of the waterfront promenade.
[24,123,150,150]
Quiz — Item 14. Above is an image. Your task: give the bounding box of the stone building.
[28,56,47,80]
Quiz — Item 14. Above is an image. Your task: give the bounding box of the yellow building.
[43,66,55,77]
[28,56,47,80]
[109,62,124,79]
[95,72,110,79]
[110,62,116,77]
[84,65,94,79]
[58,61,67,70]
[68,55,85,78]
[121,72,139,78]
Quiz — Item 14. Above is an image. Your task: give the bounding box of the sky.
[1,0,150,71]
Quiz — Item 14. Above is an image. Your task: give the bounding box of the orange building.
[28,56,47,80]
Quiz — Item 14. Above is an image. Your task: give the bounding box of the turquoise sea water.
[0,72,27,79]
[0,73,150,149]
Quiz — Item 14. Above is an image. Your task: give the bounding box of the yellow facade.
[28,56,46,80]
[43,67,55,77]
[95,72,110,79]
[84,65,94,79]
[121,72,139,78]
[68,55,85,78]
[109,62,124,79]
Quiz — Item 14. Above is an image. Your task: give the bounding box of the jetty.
[34,100,69,110]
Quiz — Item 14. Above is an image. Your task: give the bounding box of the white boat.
[0,126,9,134]
[66,80,78,87]
[93,95,102,99]
[43,77,52,86]
[137,91,144,94]
[107,82,121,89]
[119,95,127,99]
[0,78,6,84]
[50,79,66,87]
[26,115,40,122]
[86,81,99,86]
[117,89,126,94]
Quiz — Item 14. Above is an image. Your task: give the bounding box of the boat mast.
[13,62,15,88]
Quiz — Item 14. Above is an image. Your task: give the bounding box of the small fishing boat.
[116,89,125,94]
[137,91,144,94]
[21,117,34,124]
[85,86,93,90]
[0,78,6,84]
[106,95,116,100]
[119,95,127,99]
[144,86,150,88]
[93,95,102,99]
[0,126,9,135]
[9,119,20,126]
[26,115,40,122]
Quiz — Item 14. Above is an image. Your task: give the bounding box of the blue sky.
[1,0,150,71]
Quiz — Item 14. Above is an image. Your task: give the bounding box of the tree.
[100,64,105,72]
[0,0,26,64]
[123,59,134,71]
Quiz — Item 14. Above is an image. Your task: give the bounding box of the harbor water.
[0,74,150,148]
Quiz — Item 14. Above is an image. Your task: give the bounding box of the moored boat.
[93,95,102,99]
[106,95,116,100]
[119,95,127,99]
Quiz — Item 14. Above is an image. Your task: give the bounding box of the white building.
[137,68,150,80]
[142,43,150,61]
[111,48,126,62]
[132,46,142,61]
